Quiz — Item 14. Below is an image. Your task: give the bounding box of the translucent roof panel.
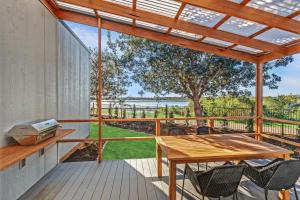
[294,15,300,21]
[56,1,95,16]
[247,0,300,17]
[179,4,226,27]
[137,0,182,18]
[218,17,267,37]
[228,0,244,3]
[104,0,132,7]
[254,28,300,45]
[98,11,132,24]
[170,29,202,40]
[232,45,263,54]
[202,37,234,47]
[136,21,168,32]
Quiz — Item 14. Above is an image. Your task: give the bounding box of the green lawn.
[89,123,156,160]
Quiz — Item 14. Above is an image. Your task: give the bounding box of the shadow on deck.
[19,158,299,200]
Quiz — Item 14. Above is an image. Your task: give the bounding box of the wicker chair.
[240,159,300,200]
[196,126,210,135]
[181,163,245,200]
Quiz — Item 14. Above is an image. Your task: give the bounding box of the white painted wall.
[0,1,90,199]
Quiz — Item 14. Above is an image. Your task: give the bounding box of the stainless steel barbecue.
[7,119,59,145]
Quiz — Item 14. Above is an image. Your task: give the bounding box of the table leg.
[279,153,291,200]
[156,143,162,177]
[169,160,176,200]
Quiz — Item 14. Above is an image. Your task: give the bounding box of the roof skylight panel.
[104,0,132,7]
[136,21,168,32]
[137,0,182,18]
[247,0,300,17]
[179,4,226,27]
[218,17,267,37]
[254,28,300,45]
[294,15,300,21]
[98,11,133,24]
[170,29,202,40]
[56,1,95,16]
[228,0,244,3]
[202,37,234,47]
[232,45,263,54]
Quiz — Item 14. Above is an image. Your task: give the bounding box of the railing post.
[155,119,162,177]
[97,18,102,162]
[208,119,214,134]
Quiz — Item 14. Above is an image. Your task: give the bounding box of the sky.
[65,21,300,97]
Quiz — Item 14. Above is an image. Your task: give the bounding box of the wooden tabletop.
[156,134,292,163]
[0,129,75,171]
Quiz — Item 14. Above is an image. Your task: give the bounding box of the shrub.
[142,110,146,118]
[123,108,127,118]
[114,106,119,117]
[108,103,112,117]
[133,104,136,118]
[154,110,159,118]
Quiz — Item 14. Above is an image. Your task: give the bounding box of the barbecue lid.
[7,119,59,136]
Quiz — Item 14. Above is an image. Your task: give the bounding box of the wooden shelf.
[0,129,75,171]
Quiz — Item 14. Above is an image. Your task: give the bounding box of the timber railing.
[56,116,300,160]
[57,116,253,160]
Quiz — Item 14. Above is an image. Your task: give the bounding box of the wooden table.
[156,134,293,200]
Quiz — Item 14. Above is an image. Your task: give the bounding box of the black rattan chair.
[181,163,245,200]
[240,159,300,200]
[196,126,210,135]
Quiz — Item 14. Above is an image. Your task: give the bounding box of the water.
[91,99,189,108]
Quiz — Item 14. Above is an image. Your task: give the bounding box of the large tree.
[116,35,293,125]
[90,32,131,104]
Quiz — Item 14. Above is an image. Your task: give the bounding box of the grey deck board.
[19,158,298,200]
[119,160,131,200]
[81,160,108,200]
[91,160,113,200]
[72,162,99,200]
[109,160,124,200]
[51,161,88,200]
[128,159,139,200]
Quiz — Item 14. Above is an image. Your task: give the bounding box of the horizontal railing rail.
[56,116,300,160]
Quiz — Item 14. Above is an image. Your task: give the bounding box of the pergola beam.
[55,10,259,63]
[258,44,300,63]
[59,0,287,55]
[180,0,300,35]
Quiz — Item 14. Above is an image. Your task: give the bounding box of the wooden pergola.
[37,1,300,199]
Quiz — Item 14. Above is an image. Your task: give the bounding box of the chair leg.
[205,162,208,170]
[264,189,268,200]
[235,192,239,200]
[181,165,187,200]
[294,185,299,200]
[197,163,200,171]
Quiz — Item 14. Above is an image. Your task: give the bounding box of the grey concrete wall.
[0,1,90,200]
[57,22,90,156]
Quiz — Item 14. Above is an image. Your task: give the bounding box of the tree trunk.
[192,96,203,127]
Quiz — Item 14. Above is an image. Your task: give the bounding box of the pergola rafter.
[180,0,300,35]
[58,0,289,56]
[55,9,259,63]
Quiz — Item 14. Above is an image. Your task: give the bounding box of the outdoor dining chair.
[181,163,246,200]
[240,159,300,200]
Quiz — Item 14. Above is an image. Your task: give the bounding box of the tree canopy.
[115,34,293,123]
[90,33,131,100]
